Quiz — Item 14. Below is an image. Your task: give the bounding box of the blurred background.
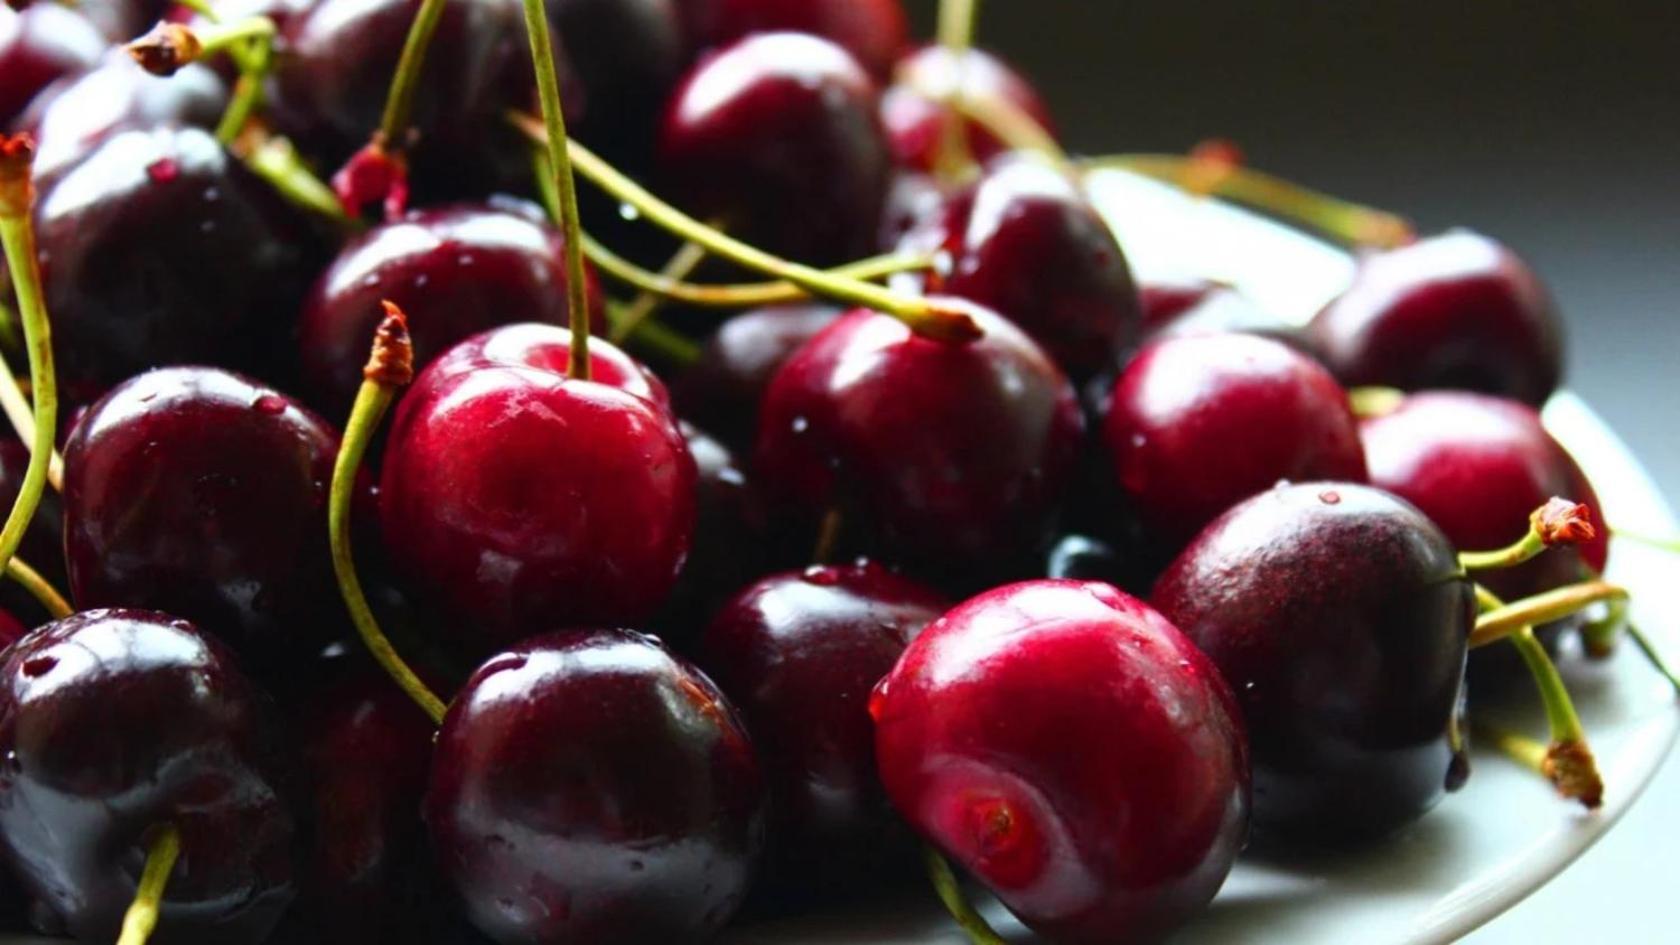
[904,2,1677,940]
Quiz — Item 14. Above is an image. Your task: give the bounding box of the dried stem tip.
[0,134,35,217]
[1534,497,1596,547]
[1184,138,1245,197]
[1542,739,1604,810]
[365,301,415,386]
[128,23,204,77]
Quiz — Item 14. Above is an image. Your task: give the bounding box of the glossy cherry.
[895,153,1141,379]
[62,367,344,668]
[659,31,891,265]
[297,200,605,414]
[698,561,945,893]
[755,301,1084,587]
[1308,230,1565,405]
[872,579,1248,944]
[30,126,322,402]
[426,321,671,407]
[0,609,297,942]
[1152,482,1474,845]
[1137,280,1318,357]
[879,45,1055,173]
[380,331,696,657]
[425,628,765,944]
[673,302,841,453]
[682,0,909,80]
[1101,332,1368,552]
[0,4,104,129]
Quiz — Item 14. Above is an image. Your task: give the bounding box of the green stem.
[377,0,450,149]
[244,135,359,231]
[1460,530,1549,572]
[933,0,980,179]
[5,555,70,619]
[603,301,701,366]
[1346,385,1405,419]
[0,349,61,491]
[1471,580,1629,648]
[1611,526,1680,554]
[192,17,276,58]
[115,825,181,945]
[1625,622,1680,698]
[924,846,1008,945]
[0,144,58,584]
[611,239,709,344]
[946,87,1066,168]
[214,28,274,145]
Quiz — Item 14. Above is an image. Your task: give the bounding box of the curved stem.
[0,138,58,583]
[949,91,1067,168]
[0,359,61,492]
[115,824,181,945]
[127,18,275,77]
[1459,496,1598,574]
[329,304,447,725]
[5,555,70,619]
[214,33,273,145]
[924,846,1008,945]
[1611,526,1680,554]
[1625,622,1680,698]
[243,134,359,232]
[507,112,980,342]
[378,0,449,148]
[519,0,591,380]
[811,508,844,565]
[603,301,701,366]
[1471,579,1629,648]
[611,240,709,345]
[933,0,979,179]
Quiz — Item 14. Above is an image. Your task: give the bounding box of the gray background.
[903,1,1677,941]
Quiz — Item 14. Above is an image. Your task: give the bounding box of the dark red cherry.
[1138,277,1223,331]
[698,561,945,894]
[425,628,765,944]
[298,201,606,415]
[1138,280,1319,358]
[29,126,323,402]
[755,301,1084,587]
[1102,332,1368,552]
[0,609,297,942]
[548,0,687,158]
[427,321,670,409]
[380,335,696,657]
[873,579,1248,944]
[63,368,344,668]
[0,4,104,129]
[1308,231,1564,406]
[1152,482,1474,845]
[682,0,908,80]
[659,31,891,265]
[896,153,1141,379]
[880,45,1055,173]
[0,609,26,651]
[672,302,841,453]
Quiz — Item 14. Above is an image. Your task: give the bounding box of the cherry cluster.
[0,1,1663,944]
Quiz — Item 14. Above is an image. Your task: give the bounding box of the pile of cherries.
[0,1,1663,943]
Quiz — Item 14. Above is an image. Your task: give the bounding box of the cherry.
[872,579,1248,944]
[879,45,1055,174]
[895,153,1141,379]
[548,0,687,160]
[0,4,104,130]
[697,561,946,894]
[658,31,891,265]
[1101,332,1368,552]
[1138,277,1224,331]
[1308,231,1565,406]
[425,628,765,943]
[755,301,1084,588]
[28,125,322,403]
[62,367,345,668]
[672,302,841,453]
[426,321,670,408]
[682,0,909,80]
[0,608,26,650]
[1152,482,1474,845]
[297,200,606,415]
[1137,280,1318,357]
[379,331,696,657]
[0,609,297,942]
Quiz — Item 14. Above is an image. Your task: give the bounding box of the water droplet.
[1318,489,1342,505]
[802,565,840,586]
[790,416,809,434]
[253,394,286,415]
[618,202,640,221]
[146,158,178,182]
[201,186,220,202]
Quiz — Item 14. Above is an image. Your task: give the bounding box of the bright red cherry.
[1152,482,1474,845]
[62,368,344,668]
[755,301,1084,588]
[426,321,671,408]
[1101,332,1368,552]
[0,609,297,942]
[896,153,1141,379]
[659,31,891,265]
[682,0,909,80]
[880,45,1055,173]
[698,561,946,894]
[673,302,841,453]
[297,201,605,415]
[0,4,104,129]
[1308,231,1565,405]
[425,628,765,944]
[873,579,1248,944]
[380,332,696,657]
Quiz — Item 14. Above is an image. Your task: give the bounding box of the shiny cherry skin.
[297,200,605,414]
[1308,231,1564,406]
[0,609,297,943]
[896,153,1141,379]
[682,0,908,80]
[31,126,322,402]
[1152,482,1474,845]
[380,333,696,657]
[698,561,945,893]
[880,45,1055,173]
[873,580,1248,944]
[1102,332,1368,552]
[673,303,841,453]
[659,32,891,265]
[426,321,670,408]
[425,628,765,945]
[0,4,104,129]
[755,301,1084,587]
[62,368,344,668]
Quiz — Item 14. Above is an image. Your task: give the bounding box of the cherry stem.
[611,240,710,345]
[115,824,181,945]
[939,85,1068,171]
[214,34,274,145]
[377,0,448,151]
[811,508,844,565]
[518,0,592,381]
[1346,385,1405,419]
[1610,525,1680,554]
[329,303,448,725]
[1471,579,1629,649]
[1460,497,1597,572]
[1623,621,1680,698]
[0,348,62,492]
[924,846,1008,945]
[933,0,980,179]
[0,137,59,585]
[507,112,982,343]
[241,134,360,232]
[5,555,70,619]
[603,301,700,366]
[128,18,276,77]
[1079,151,1417,249]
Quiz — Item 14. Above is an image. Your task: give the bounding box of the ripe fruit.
[683,0,909,80]
[672,302,841,453]
[23,52,229,178]
[880,45,1055,173]
[0,4,105,129]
